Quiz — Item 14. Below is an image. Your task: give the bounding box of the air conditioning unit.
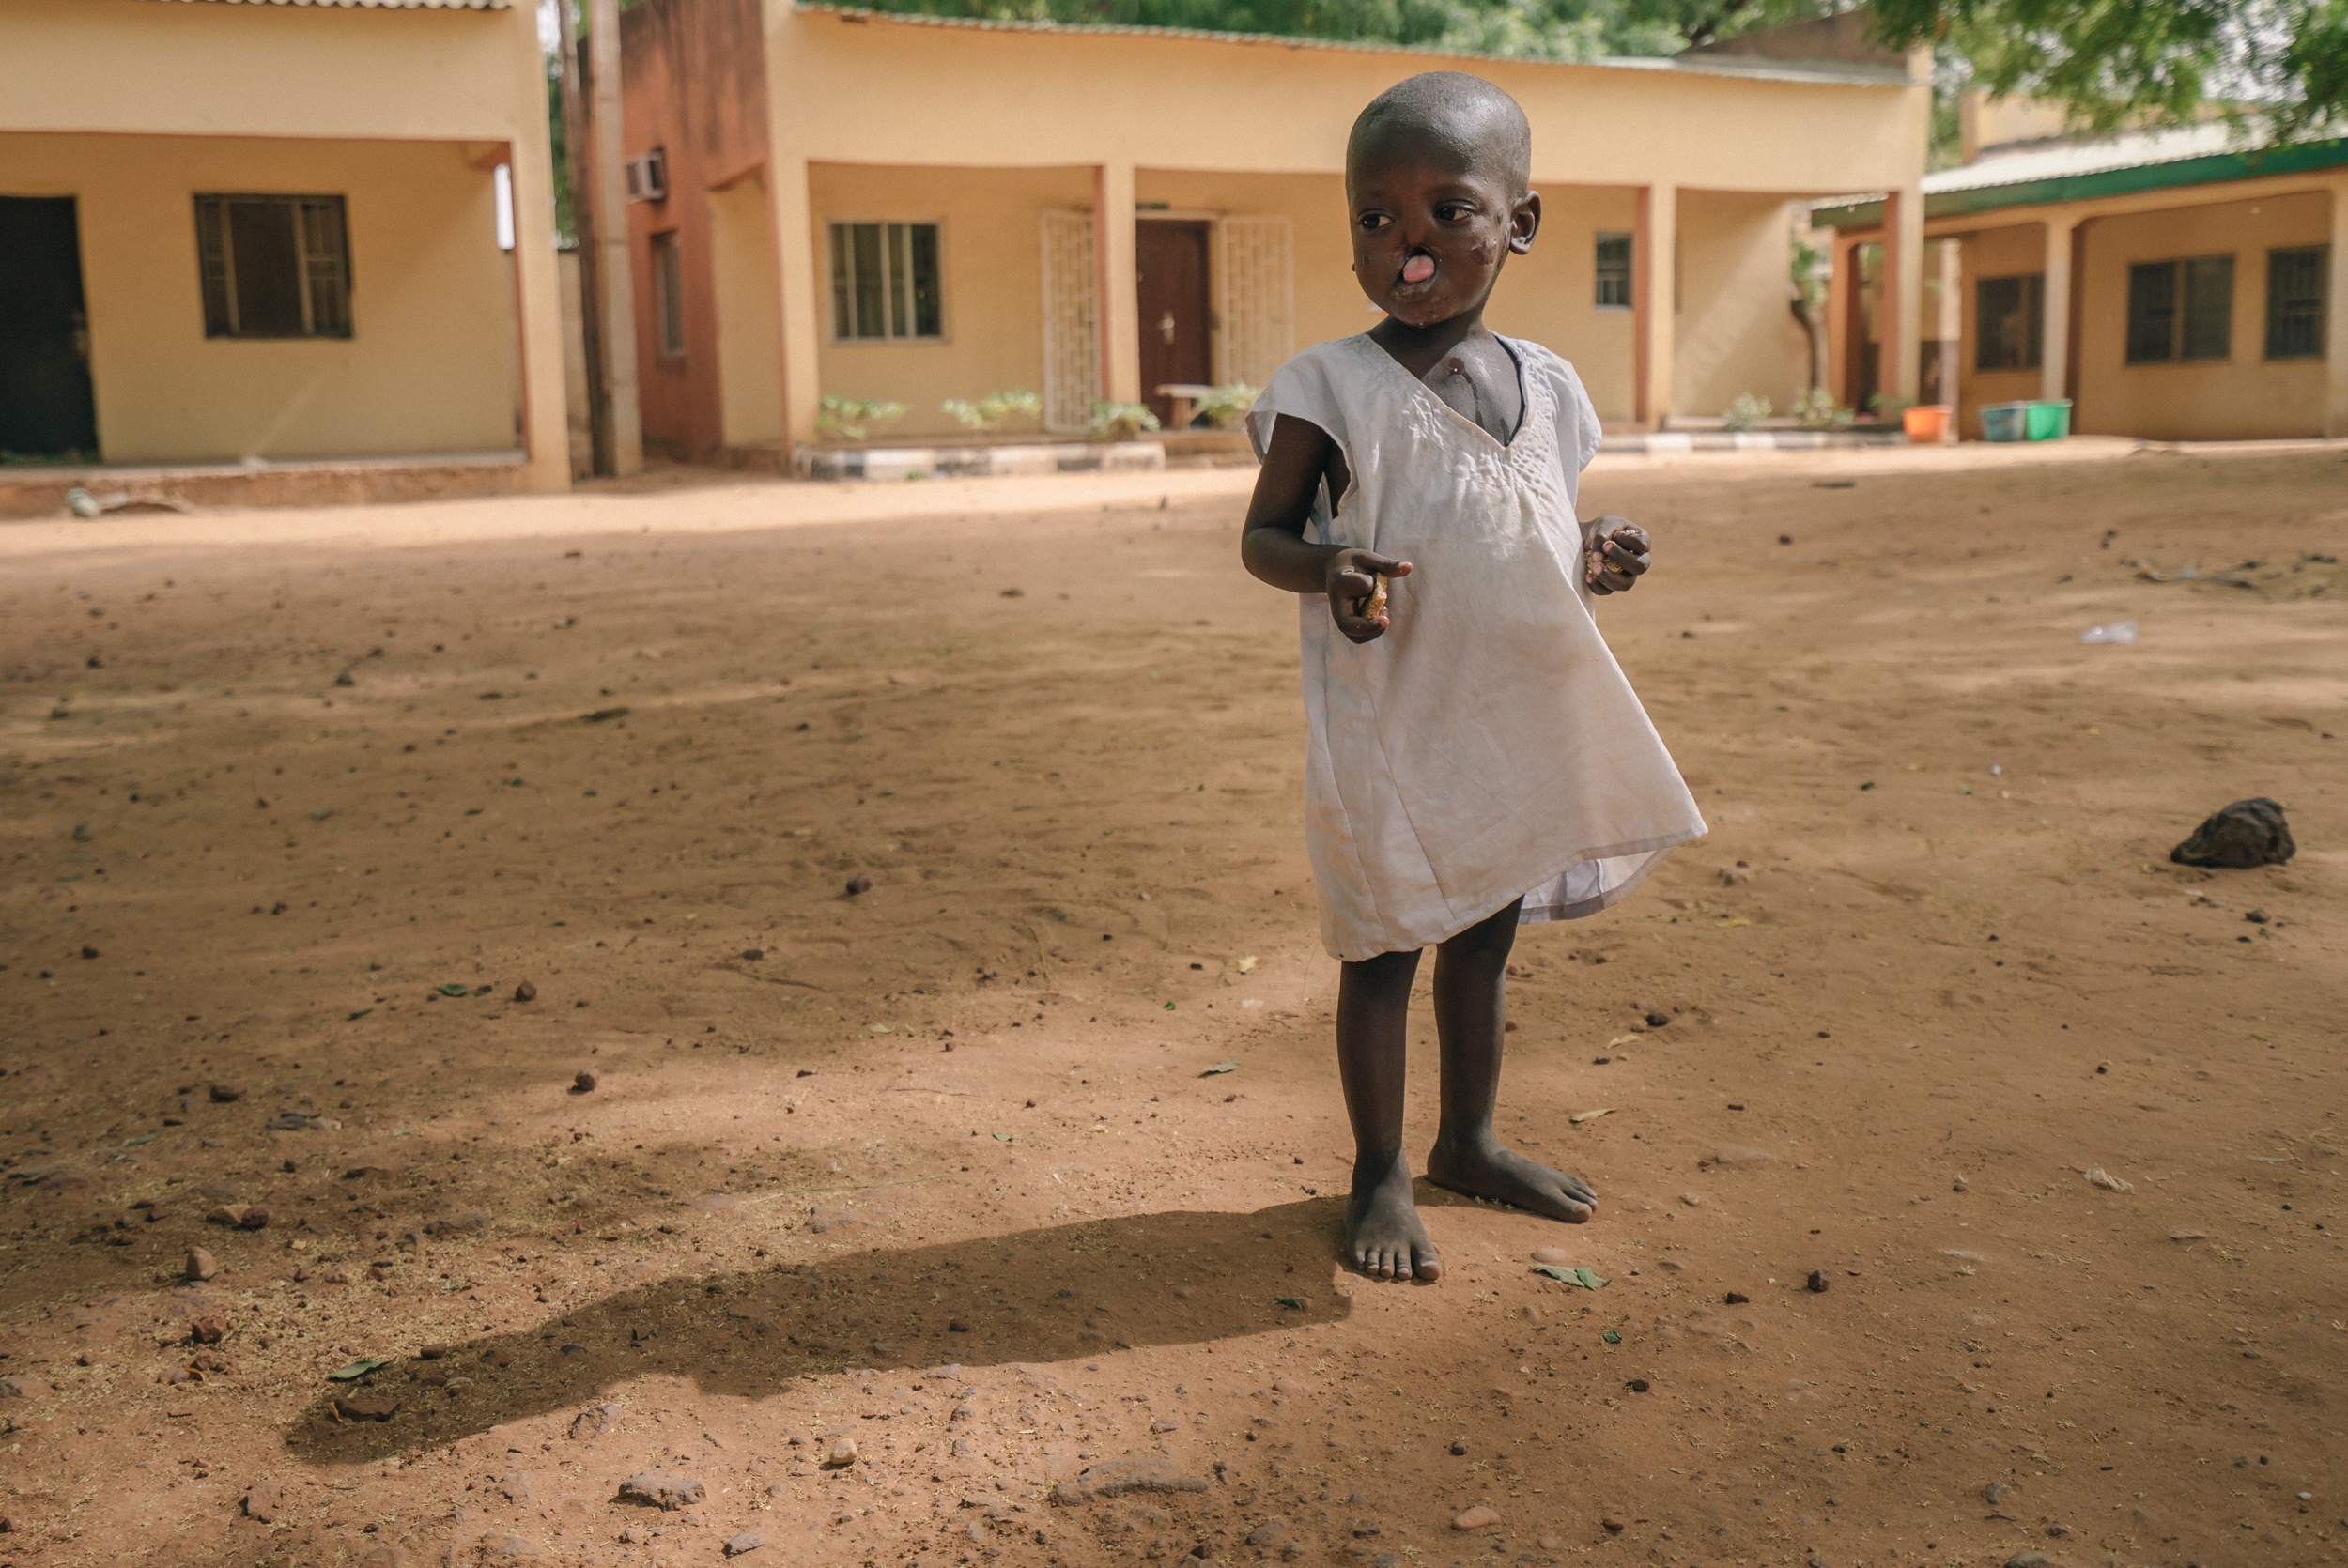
[625,148,667,204]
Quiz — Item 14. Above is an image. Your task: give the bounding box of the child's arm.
[1583,516,1650,595]
[1241,413,1412,644]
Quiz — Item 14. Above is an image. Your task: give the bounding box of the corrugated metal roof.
[794,4,1911,88]
[1924,121,2247,194]
[144,0,510,9]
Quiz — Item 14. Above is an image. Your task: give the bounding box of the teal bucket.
[1981,401,2029,442]
[2025,399,2072,440]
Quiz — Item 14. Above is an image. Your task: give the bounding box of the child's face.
[1347,129,1538,329]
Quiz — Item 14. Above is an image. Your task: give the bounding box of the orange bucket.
[1904,404,1953,444]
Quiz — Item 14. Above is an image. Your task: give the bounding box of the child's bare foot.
[1426,1133,1597,1222]
[1345,1156,1442,1281]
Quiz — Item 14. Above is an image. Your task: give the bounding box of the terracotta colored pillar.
[1632,181,1676,428]
[1881,185,1924,406]
[2041,213,2078,407]
[1094,162,1141,407]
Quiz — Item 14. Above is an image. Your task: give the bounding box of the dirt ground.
[1,439,2343,1568]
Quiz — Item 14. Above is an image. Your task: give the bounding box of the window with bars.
[1974,272,2044,372]
[828,221,942,341]
[2125,254,2232,364]
[2265,245,2328,360]
[1593,231,1631,308]
[195,193,351,340]
[652,231,685,359]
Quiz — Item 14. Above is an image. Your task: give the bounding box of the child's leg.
[1336,946,1443,1282]
[1425,899,1599,1222]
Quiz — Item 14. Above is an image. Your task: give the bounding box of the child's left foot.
[1426,1135,1597,1222]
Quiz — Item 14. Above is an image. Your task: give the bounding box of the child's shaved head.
[1348,71,1533,196]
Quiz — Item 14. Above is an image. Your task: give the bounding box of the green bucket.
[2024,399,2072,440]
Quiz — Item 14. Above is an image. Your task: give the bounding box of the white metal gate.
[1215,214,1294,389]
[1040,209,1099,435]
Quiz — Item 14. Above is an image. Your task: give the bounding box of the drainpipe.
[589,0,642,476]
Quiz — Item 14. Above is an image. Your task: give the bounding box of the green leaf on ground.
[1275,1296,1305,1309]
[991,1132,1012,1143]
[327,1358,388,1381]
[1531,1264,1609,1289]
[346,1008,373,1022]
[436,984,469,997]
[1601,1329,1623,1344]
[1199,1061,1239,1077]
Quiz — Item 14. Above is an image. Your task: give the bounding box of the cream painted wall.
[807,163,1093,440]
[2076,192,2330,440]
[1484,187,1639,422]
[1954,221,2045,438]
[1675,192,1807,418]
[710,176,783,448]
[2,132,520,464]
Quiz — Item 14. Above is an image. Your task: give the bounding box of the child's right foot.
[1345,1157,1442,1281]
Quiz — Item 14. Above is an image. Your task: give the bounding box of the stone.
[1724,1292,1751,1305]
[476,1535,540,1560]
[1272,1376,1306,1395]
[190,1315,228,1345]
[514,981,537,1003]
[242,1481,282,1522]
[209,1084,243,1103]
[1449,1440,1468,1456]
[1536,1536,1561,1551]
[845,874,873,896]
[1051,1457,1209,1504]
[1807,1270,1830,1293]
[1602,1515,1627,1532]
[619,1470,705,1511]
[186,1249,219,1282]
[1985,1481,2014,1506]
[495,1472,534,1504]
[1247,1521,1290,1547]
[725,1532,766,1557]
[572,1070,597,1093]
[1679,1193,1701,1207]
[1450,1506,1502,1531]
[333,1394,400,1422]
[2170,798,2294,869]
[569,1404,616,1440]
[1644,1011,1671,1028]
[2002,1554,2054,1568]
[1530,1247,1571,1266]
[826,1437,859,1468]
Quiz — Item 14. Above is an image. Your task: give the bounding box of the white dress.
[1246,333,1707,960]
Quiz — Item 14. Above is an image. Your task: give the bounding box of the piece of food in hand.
[1355,575,1390,620]
[1585,546,1612,584]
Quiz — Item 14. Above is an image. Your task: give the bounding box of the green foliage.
[1789,387,1852,429]
[1866,390,1912,420]
[816,395,907,441]
[1193,382,1261,427]
[942,389,1043,431]
[1872,0,2345,146]
[1722,392,1773,431]
[1090,400,1163,439]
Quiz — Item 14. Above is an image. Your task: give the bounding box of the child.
[1239,71,1706,1283]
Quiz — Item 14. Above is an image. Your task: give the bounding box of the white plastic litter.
[2079,620,2138,645]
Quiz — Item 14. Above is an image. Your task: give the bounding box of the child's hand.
[1326,549,1413,643]
[1584,518,1650,595]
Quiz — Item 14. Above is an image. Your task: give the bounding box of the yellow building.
[0,0,569,494]
[1815,103,2348,440]
[617,3,1935,460]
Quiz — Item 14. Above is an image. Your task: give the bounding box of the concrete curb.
[1601,428,1915,454]
[795,441,1166,481]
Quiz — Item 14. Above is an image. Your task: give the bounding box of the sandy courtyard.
[0,441,2343,1568]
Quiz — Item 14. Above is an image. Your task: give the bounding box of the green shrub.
[815,395,905,442]
[1089,401,1162,440]
[941,389,1043,433]
[1790,388,1853,429]
[1193,382,1260,428]
[1722,393,1773,433]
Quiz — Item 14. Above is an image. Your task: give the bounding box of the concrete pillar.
[2041,214,2078,406]
[1882,186,1924,406]
[498,16,569,494]
[2328,179,2348,438]
[588,0,641,476]
[772,153,823,451]
[1933,237,1962,406]
[1093,162,1142,406]
[1633,181,1676,428]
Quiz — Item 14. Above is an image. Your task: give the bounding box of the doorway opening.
[1136,219,1211,429]
[0,196,100,460]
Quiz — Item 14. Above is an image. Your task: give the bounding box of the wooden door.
[0,197,99,458]
[1136,220,1211,428]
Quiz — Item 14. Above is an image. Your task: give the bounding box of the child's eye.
[1357,213,1392,232]
[1436,203,1472,222]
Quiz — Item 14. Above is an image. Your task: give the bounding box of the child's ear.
[1510,190,1542,255]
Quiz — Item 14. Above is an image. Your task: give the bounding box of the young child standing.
[1240,71,1705,1283]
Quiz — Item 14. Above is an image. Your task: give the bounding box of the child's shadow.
[284,1198,1351,1463]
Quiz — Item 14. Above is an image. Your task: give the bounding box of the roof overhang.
[1812,135,2348,229]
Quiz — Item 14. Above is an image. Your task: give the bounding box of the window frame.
[193,192,353,341]
[1973,271,2044,373]
[2264,244,2329,361]
[2124,253,2235,365]
[1593,230,1632,311]
[826,218,949,345]
[651,230,686,360]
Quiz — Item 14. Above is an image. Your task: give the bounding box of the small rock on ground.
[724,1531,765,1557]
[187,1249,219,1282]
[242,1481,281,1521]
[1451,1505,1502,1531]
[618,1470,706,1510]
